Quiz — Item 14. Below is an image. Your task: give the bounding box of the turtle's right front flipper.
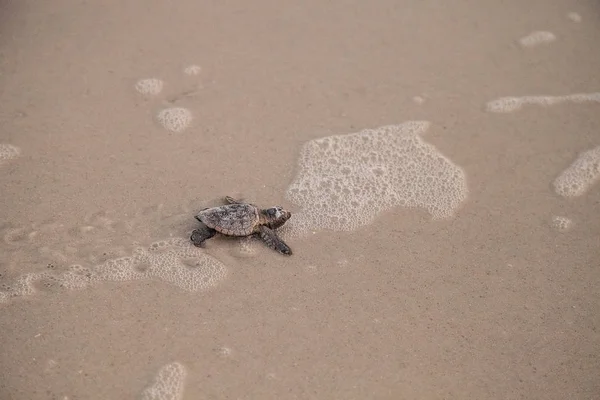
[258,225,292,256]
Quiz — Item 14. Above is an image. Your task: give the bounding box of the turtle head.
[263,206,291,229]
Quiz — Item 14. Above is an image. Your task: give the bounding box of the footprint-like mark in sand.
[278,122,468,237]
[0,144,21,165]
[486,92,600,113]
[134,65,203,132]
[518,31,556,47]
[140,362,187,400]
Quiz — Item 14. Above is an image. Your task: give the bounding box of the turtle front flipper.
[225,196,242,204]
[258,225,292,256]
[191,224,217,247]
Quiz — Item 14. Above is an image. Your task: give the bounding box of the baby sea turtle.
[190,196,293,255]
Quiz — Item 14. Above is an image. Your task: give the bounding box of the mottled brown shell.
[196,203,260,236]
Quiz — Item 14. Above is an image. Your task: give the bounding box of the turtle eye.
[267,208,277,217]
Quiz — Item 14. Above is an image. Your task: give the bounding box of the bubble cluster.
[553,145,600,197]
[518,31,556,47]
[132,238,227,291]
[184,65,202,76]
[156,107,193,132]
[135,78,164,95]
[283,122,467,235]
[215,346,232,356]
[140,362,187,400]
[552,216,573,232]
[0,144,21,163]
[486,92,600,113]
[0,238,227,303]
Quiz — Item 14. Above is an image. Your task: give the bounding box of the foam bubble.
[486,92,600,113]
[0,144,21,163]
[215,346,232,356]
[157,107,192,132]
[519,31,556,47]
[0,237,228,303]
[567,12,582,23]
[553,145,600,197]
[486,97,523,113]
[412,96,425,105]
[283,122,468,236]
[135,78,164,95]
[184,65,202,76]
[552,216,573,232]
[140,362,187,400]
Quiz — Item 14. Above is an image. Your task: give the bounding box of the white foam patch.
[0,144,21,163]
[553,145,600,197]
[283,122,468,236]
[519,31,556,47]
[0,238,227,303]
[552,216,573,232]
[486,92,600,113]
[135,79,164,95]
[157,107,192,132]
[140,362,187,400]
[567,12,582,23]
[184,65,202,76]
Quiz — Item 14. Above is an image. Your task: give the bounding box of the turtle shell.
[196,203,260,236]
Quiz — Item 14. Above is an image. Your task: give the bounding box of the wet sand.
[1,0,599,399]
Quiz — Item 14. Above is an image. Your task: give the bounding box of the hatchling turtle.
[190,196,293,255]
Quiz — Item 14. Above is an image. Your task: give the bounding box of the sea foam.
[283,122,468,236]
[140,362,187,400]
[553,145,600,197]
[518,31,556,47]
[0,238,227,304]
[0,144,21,163]
[156,107,193,132]
[135,78,164,95]
[486,92,600,113]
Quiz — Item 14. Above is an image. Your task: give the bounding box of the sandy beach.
[1,0,599,399]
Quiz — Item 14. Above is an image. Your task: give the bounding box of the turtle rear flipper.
[258,225,292,256]
[191,224,217,247]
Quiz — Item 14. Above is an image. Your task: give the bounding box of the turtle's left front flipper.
[258,225,292,256]
[224,196,242,204]
[191,224,217,247]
